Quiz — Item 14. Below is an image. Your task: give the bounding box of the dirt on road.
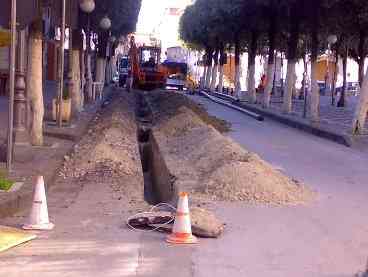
[58,92,147,212]
[147,90,315,205]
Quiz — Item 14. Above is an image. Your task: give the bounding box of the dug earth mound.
[146,91,316,206]
[58,92,147,212]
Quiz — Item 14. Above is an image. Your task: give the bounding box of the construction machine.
[129,37,167,90]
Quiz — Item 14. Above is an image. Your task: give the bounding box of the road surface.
[1,93,368,277]
[188,94,368,277]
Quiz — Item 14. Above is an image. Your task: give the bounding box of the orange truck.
[129,37,167,90]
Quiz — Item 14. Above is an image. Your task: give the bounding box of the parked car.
[166,73,186,91]
[317,81,326,95]
[336,82,360,95]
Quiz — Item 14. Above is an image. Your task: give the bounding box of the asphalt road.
[1,92,368,277]
[188,94,368,277]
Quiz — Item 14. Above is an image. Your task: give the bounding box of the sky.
[136,0,193,50]
[136,0,170,34]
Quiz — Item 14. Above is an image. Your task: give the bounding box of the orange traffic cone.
[23,176,54,231]
[167,192,198,244]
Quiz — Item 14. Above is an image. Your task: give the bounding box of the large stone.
[190,207,225,238]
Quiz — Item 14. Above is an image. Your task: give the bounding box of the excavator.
[129,36,168,90]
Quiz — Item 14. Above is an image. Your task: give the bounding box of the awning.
[0,0,38,29]
[51,0,79,29]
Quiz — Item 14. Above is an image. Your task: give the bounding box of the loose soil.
[147,90,231,133]
[58,92,147,212]
[147,90,315,206]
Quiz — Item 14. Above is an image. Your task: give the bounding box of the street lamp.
[100,16,112,30]
[79,0,95,103]
[79,0,95,13]
[327,34,337,105]
[107,35,116,83]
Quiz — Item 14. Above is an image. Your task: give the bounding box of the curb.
[230,101,352,147]
[200,91,264,121]
[199,90,352,147]
[0,89,114,219]
[0,149,70,219]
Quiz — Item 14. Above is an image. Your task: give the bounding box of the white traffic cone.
[167,192,198,244]
[23,176,54,231]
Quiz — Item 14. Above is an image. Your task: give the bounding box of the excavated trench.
[135,92,175,205]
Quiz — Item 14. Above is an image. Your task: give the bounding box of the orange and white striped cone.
[23,176,54,231]
[166,192,198,244]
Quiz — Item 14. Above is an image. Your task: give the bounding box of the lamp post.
[57,0,66,127]
[79,0,95,102]
[109,35,116,83]
[97,16,111,93]
[99,16,112,30]
[327,34,337,106]
[6,0,17,171]
[302,41,308,118]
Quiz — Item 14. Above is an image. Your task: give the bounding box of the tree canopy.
[79,0,142,37]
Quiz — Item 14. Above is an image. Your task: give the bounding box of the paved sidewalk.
[210,90,368,146]
[261,94,368,136]
[0,85,114,218]
[0,81,58,143]
[0,95,8,142]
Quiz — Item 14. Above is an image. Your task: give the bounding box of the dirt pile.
[148,90,231,133]
[147,91,315,206]
[58,93,146,209]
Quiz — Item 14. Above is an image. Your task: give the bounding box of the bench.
[92,82,104,100]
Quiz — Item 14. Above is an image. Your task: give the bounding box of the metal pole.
[58,0,66,127]
[326,45,333,106]
[7,0,17,172]
[303,49,308,118]
[272,51,277,95]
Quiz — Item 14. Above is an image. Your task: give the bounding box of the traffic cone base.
[22,176,54,231]
[166,192,198,244]
[166,233,198,244]
[22,222,54,231]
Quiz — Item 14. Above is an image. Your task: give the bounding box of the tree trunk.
[352,69,368,134]
[210,49,219,92]
[248,31,258,104]
[300,53,307,100]
[283,61,296,112]
[95,32,108,96]
[358,31,366,87]
[337,47,348,107]
[283,5,299,113]
[331,48,339,105]
[71,49,81,111]
[218,47,225,93]
[27,20,44,146]
[234,39,242,99]
[80,49,85,107]
[85,53,93,101]
[359,59,364,88]
[70,29,83,114]
[205,65,212,89]
[85,27,93,103]
[205,48,213,89]
[263,14,277,108]
[96,57,105,95]
[201,65,207,89]
[309,1,320,122]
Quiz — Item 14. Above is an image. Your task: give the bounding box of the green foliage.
[80,0,142,37]
[63,87,69,100]
[180,0,368,64]
[0,170,14,191]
